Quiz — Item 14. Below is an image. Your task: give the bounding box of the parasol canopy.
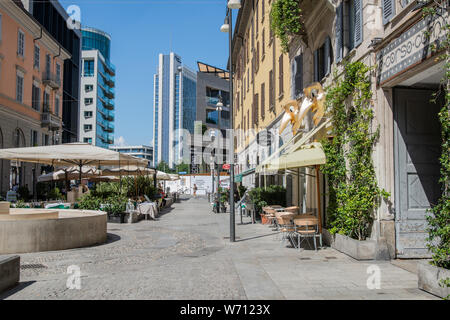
[101,165,155,177]
[38,166,101,182]
[0,143,148,167]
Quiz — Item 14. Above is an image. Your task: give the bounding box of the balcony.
[42,71,61,90]
[107,134,114,144]
[105,122,114,133]
[106,110,114,121]
[41,112,61,130]
[102,98,115,110]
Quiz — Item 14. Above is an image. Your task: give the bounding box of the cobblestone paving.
[1,196,438,300]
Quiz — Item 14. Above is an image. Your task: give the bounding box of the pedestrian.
[193,184,198,197]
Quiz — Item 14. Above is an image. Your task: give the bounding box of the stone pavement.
[0,196,438,300]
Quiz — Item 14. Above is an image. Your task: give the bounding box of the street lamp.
[221,0,240,242]
[215,98,223,213]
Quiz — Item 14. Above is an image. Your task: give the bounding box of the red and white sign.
[222,164,231,170]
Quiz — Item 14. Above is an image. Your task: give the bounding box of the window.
[84,98,93,105]
[0,13,2,42]
[45,54,51,74]
[269,70,274,110]
[314,37,332,82]
[43,134,49,146]
[84,124,92,132]
[278,55,284,97]
[30,130,38,147]
[336,0,363,62]
[85,84,94,92]
[32,83,41,111]
[262,29,265,58]
[261,83,265,120]
[34,45,40,69]
[261,0,265,22]
[253,94,259,127]
[84,111,93,118]
[293,54,304,99]
[83,137,92,144]
[55,95,60,116]
[83,59,95,76]
[16,74,24,103]
[43,91,50,112]
[17,30,25,57]
[382,0,396,25]
[56,63,61,83]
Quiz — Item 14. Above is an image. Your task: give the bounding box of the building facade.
[79,27,116,148]
[0,0,70,196]
[109,145,153,163]
[152,52,197,168]
[22,0,82,144]
[233,0,446,259]
[231,0,293,188]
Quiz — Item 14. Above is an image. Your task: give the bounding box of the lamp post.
[215,98,223,213]
[221,0,241,242]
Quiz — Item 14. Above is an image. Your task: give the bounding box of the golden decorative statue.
[279,82,326,136]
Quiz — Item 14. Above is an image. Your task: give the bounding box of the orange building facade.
[0,0,70,196]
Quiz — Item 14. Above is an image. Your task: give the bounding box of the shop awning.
[256,119,331,173]
[263,142,326,171]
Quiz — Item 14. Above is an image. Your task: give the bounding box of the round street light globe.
[220,23,230,33]
[227,0,242,9]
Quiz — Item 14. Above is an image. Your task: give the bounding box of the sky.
[61,0,233,147]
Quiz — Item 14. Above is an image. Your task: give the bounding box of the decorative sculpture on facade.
[279,82,326,136]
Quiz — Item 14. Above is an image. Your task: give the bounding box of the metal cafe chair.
[294,217,321,251]
[275,214,296,247]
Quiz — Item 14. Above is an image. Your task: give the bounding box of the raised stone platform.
[0,255,20,293]
[0,202,107,255]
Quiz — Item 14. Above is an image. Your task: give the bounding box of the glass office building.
[79,28,116,148]
[153,53,197,168]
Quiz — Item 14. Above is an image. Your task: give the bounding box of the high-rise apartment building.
[153,53,197,168]
[22,0,82,143]
[79,27,115,148]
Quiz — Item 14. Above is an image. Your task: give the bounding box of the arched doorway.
[10,128,25,189]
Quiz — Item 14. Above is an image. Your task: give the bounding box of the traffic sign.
[222,164,231,170]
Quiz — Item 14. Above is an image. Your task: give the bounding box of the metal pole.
[228,8,235,242]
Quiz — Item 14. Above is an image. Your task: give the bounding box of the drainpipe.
[33,27,43,42]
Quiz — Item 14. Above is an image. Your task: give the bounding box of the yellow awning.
[256,119,331,173]
[263,142,326,172]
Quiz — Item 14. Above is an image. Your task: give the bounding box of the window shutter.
[261,83,265,119]
[294,54,303,98]
[324,37,331,76]
[354,0,363,47]
[335,2,343,63]
[382,0,396,25]
[314,50,319,82]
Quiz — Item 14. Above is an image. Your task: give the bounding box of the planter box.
[328,232,390,261]
[0,255,20,294]
[418,261,450,299]
[107,214,125,224]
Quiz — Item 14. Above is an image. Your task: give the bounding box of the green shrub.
[248,185,287,214]
[270,0,303,53]
[47,187,63,200]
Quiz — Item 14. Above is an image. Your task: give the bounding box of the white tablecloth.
[138,202,158,220]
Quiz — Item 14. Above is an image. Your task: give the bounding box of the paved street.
[1,196,437,300]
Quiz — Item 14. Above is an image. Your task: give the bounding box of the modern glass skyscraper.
[153,53,197,168]
[79,27,116,148]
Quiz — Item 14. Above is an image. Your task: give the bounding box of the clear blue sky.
[61,0,232,147]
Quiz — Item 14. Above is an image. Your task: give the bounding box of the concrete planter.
[325,230,390,261]
[418,261,450,299]
[0,255,20,294]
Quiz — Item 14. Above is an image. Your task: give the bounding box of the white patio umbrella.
[38,166,101,182]
[0,143,148,182]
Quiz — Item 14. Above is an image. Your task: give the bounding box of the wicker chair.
[284,206,300,214]
[294,217,321,251]
[276,214,296,247]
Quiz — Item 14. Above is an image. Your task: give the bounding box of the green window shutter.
[354,0,363,47]
[335,2,343,63]
[382,0,396,25]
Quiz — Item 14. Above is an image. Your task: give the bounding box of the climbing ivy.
[422,2,450,271]
[321,61,389,241]
[270,0,303,53]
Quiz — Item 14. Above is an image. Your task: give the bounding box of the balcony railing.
[107,134,114,144]
[41,112,61,130]
[102,97,115,110]
[106,110,115,121]
[42,71,61,89]
[105,122,114,133]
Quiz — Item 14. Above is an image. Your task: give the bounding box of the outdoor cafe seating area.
[260,205,323,251]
